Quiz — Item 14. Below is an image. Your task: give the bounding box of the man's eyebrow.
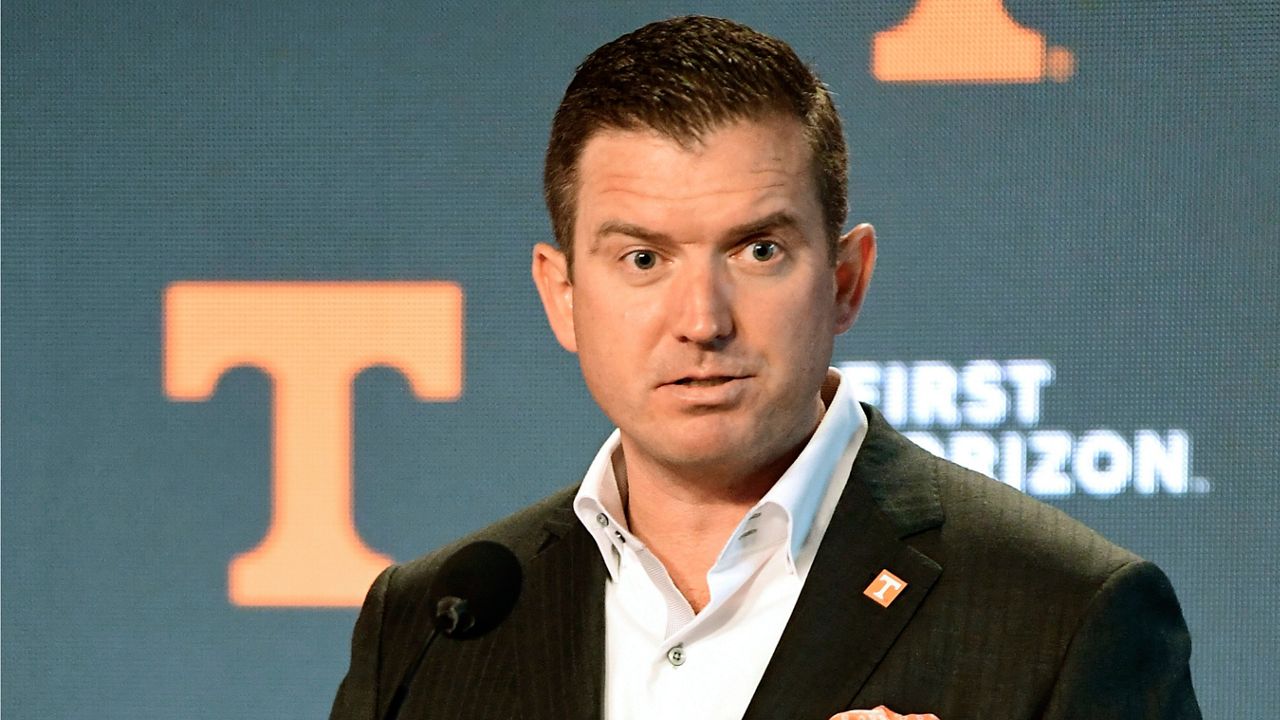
[723,210,802,239]
[591,220,672,253]
[590,210,802,253]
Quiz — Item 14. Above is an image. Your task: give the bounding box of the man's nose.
[668,262,734,347]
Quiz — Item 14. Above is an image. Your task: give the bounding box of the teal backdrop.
[4,1,1278,716]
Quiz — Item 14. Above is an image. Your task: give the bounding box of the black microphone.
[383,541,523,720]
[429,540,523,638]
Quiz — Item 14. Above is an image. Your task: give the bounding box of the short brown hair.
[543,15,848,265]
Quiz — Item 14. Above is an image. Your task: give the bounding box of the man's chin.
[631,426,777,481]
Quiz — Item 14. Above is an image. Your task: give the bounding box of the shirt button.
[596,513,609,527]
[667,644,686,667]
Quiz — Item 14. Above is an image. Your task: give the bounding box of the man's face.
[533,115,874,483]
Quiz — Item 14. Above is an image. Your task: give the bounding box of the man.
[331,16,1200,720]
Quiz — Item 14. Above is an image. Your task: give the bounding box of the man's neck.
[615,440,807,613]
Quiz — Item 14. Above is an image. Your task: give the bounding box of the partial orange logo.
[164,282,464,607]
[863,569,908,608]
[873,0,1076,83]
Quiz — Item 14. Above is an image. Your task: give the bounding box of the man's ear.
[833,223,876,334]
[531,242,578,352]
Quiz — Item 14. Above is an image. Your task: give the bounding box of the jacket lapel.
[512,505,607,720]
[742,406,946,720]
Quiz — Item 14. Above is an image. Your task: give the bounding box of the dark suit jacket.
[330,406,1201,720]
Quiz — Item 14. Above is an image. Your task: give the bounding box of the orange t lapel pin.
[863,569,907,608]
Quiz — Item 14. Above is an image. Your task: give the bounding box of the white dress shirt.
[573,368,868,720]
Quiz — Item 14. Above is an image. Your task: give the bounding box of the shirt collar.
[573,428,630,580]
[573,367,867,580]
[755,367,864,571]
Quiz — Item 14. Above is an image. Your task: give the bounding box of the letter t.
[164,281,463,607]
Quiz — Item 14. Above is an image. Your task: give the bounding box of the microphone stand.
[382,597,471,720]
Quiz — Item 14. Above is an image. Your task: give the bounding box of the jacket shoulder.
[385,484,579,601]
[926,453,1141,585]
[857,405,1141,584]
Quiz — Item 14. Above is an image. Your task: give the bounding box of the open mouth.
[672,376,739,387]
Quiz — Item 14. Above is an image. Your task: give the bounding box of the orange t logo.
[863,569,908,608]
[164,282,464,607]
[872,0,1075,83]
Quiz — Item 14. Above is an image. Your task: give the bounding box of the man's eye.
[748,241,778,262]
[628,250,658,270]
